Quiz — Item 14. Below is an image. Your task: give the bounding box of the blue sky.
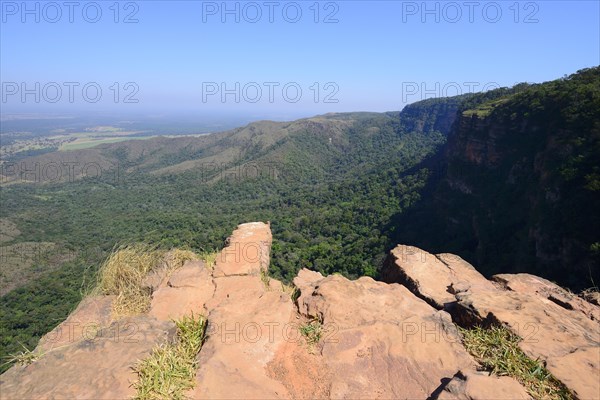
[1,0,599,120]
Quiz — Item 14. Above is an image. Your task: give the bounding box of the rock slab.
[384,243,600,400]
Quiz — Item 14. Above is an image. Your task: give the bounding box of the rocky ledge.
[1,223,598,399]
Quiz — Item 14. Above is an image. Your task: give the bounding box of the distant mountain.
[392,66,600,289]
[1,110,454,186]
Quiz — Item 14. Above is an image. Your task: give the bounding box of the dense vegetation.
[0,260,89,372]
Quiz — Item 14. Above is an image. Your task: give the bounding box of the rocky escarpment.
[394,95,468,136]
[393,67,600,290]
[2,222,598,399]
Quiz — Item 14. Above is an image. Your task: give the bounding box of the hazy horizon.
[2,1,598,120]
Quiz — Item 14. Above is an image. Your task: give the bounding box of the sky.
[1,0,599,120]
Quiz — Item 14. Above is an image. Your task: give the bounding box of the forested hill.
[392,66,600,290]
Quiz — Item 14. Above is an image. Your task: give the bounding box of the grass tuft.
[93,246,203,317]
[260,268,271,290]
[198,250,218,271]
[290,287,300,303]
[94,244,162,317]
[164,249,199,273]
[2,342,43,367]
[132,313,207,400]
[580,286,599,305]
[460,325,573,399]
[280,282,300,301]
[299,319,323,352]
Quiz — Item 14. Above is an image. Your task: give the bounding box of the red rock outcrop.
[0,314,175,399]
[291,269,477,399]
[382,245,497,309]
[5,224,596,399]
[189,222,294,399]
[383,244,600,400]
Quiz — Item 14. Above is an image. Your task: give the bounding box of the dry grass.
[280,281,300,301]
[2,342,44,367]
[460,325,573,399]
[93,246,203,317]
[580,286,599,305]
[164,249,200,273]
[132,313,207,400]
[94,244,162,317]
[260,268,271,290]
[197,251,218,270]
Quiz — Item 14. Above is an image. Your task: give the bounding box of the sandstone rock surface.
[3,227,596,400]
[291,270,477,399]
[492,273,600,322]
[0,316,175,399]
[149,260,215,321]
[37,294,115,352]
[382,245,496,309]
[189,222,294,399]
[212,221,272,277]
[384,243,600,400]
[433,370,531,400]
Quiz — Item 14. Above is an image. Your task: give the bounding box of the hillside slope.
[0,106,460,289]
[1,110,453,186]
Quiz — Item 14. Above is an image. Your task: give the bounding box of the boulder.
[149,260,215,321]
[292,270,476,399]
[384,244,600,399]
[382,245,496,309]
[0,316,174,400]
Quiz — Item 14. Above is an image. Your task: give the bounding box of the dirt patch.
[267,322,332,400]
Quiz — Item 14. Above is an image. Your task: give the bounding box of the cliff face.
[394,67,600,289]
[394,95,468,136]
[2,222,598,399]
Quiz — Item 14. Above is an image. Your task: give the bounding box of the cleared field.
[59,133,210,151]
[59,136,153,151]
